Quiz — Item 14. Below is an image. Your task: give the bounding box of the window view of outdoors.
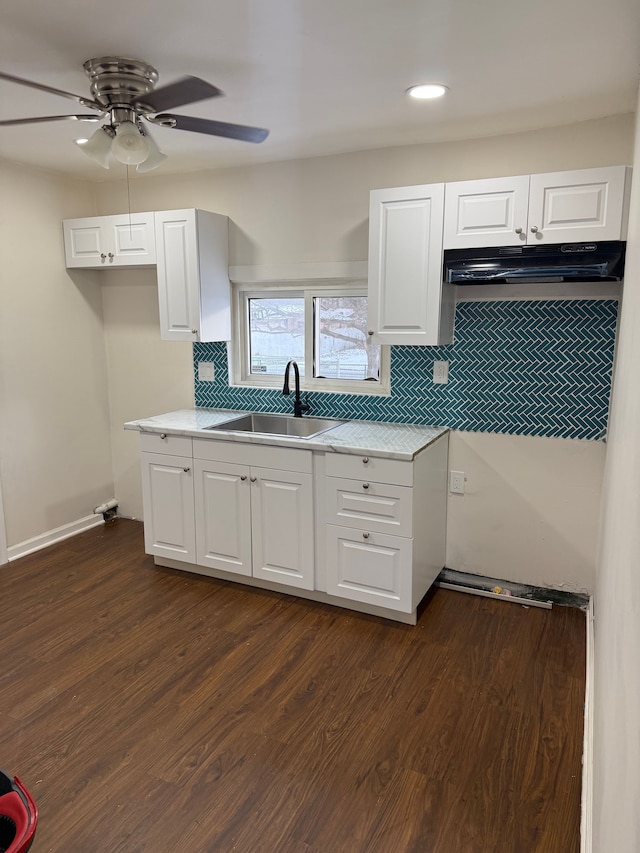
[249,297,305,375]
[315,296,380,381]
[247,294,381,382]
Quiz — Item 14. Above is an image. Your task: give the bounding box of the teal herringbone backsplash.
[194,300,618,441]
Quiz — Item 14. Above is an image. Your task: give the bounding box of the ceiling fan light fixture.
[74,125,113,169]
[136,130,167,173]
[111,121,150,165]
[406,83,449,100]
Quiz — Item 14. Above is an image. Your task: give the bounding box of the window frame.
[230,280,390,396]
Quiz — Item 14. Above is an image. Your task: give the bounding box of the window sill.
[229,378,391,398]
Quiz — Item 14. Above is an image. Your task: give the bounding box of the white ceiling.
[0,0,639,181]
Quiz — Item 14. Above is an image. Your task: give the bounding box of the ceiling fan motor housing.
[83,57,159,112]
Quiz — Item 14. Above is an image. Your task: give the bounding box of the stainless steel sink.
[204,413,345,439]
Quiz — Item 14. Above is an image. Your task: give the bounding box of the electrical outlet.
[449,470,465,494]
[198,361,215,382]
[433,360,449,384]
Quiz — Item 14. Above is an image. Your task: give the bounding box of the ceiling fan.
[0,56,270,172]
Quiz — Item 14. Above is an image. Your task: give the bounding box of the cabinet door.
[63,217,109,268]
[251,468,314,590]
[155,209,202,342]
[140,452,195,562]
[194,459,252,576]
[443,176,530,248]
[325,524,412,612]
[108,213,156,265]
[367,183,447,346]
[527,166,630,243]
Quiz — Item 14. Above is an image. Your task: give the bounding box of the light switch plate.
[433,360,449,384]
[198,361,215,382]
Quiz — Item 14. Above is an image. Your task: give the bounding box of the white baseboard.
[7,514,104,562]
[581,596,594,853]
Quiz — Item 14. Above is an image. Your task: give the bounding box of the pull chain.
[126,164,132,235]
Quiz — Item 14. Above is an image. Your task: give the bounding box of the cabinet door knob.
[530,225,539,233]
[108,252,114,260]
[250,476,257,483]
[240,475,247,481]
[183,467,190,473]
[100,253,106,261]
[159,433,167,439]
[362,532,370,539]
[191,329,198,335]
[515,227,523,234]
[362,457,369,464]
[367,330,374,336]
[362,483,370,490]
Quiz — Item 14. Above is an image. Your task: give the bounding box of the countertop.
[124,408,449,461]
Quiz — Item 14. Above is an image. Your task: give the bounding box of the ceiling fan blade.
[132,76,223,114]
[0,114,102,126]
[0,70,102,109]
[156,113,269,143]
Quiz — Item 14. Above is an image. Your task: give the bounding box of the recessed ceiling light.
[406,83,448,100]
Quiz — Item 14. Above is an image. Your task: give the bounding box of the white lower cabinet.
[140,452,196,563]
[322,439,448,616]
[194,457,314,590]
[194,459,252,577]
[326,524,413,611]
[137,430,449,622]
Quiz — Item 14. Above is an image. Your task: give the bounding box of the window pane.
[248,297,305,376]
[314,296,381,381]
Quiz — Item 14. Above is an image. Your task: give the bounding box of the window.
[232,282,389,395]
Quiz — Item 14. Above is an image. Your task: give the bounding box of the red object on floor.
[0,771,37,853]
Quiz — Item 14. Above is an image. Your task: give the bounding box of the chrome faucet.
[283,360,311,418]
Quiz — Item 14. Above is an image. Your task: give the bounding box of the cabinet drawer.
[325,452,413,486]
[326,476,413,537]
[139,432,193,457]
[193,438,312,473]
[325,524,412,612]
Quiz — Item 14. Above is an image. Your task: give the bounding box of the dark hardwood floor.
[0,519,585,852]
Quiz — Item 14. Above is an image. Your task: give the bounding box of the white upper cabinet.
[527,167,631,244]
[367,183,453,346]
[443,176,530,249]
[63,213,156,268]
[154,209,231,343]
[444,166,631,249]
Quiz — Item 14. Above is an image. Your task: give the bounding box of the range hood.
[443,241,626,284]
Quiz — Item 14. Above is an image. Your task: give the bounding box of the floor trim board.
[581,596,594,853]
[7,514,104,562]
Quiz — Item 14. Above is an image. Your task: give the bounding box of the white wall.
[97,114,633,592]
[0,160,114,549]
[592,93,640,852]
[100,269,194,521]
[447,431,605,592]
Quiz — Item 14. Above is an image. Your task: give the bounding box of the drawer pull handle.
[362,483,370,490]
[183,467,190,473]
[250,476,257,483]
[362,457,369,464]
[362,532,370,539]
[160,433,167,440]
[240,475,247,481]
